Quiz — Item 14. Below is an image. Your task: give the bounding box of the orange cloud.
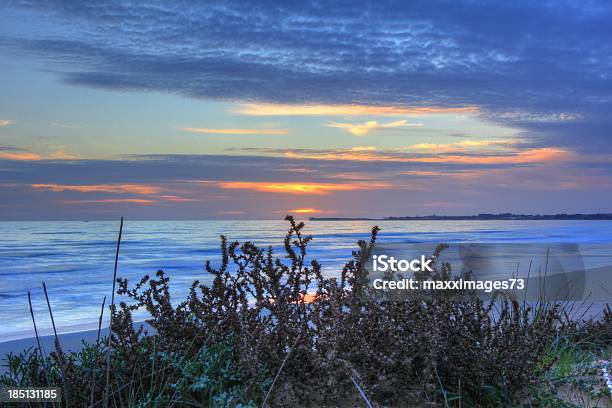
[283,150,381,161]
[31,183,162,195]
[0,149,80,161]
[0,152,42,161]
[411,147,573,164]
[515,147,574,163]
[281,147,572,165]
[235,103,478,116]
[405,139,520,153]
[0,119,14,127]
[219,181,389,195]
[179,127,288,135]
[327,119,422,136]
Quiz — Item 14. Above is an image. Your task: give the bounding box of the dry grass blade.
[27,291,45,364]
[42,281,69,406]
[104,217,123,408]
[42,282,60,353]
[349,373,373,408]
[90,295,106,407]
[262,334,301,407]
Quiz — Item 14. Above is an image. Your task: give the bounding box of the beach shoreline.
[0,322,151,374]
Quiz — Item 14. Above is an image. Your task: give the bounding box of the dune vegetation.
[1,216,611,407]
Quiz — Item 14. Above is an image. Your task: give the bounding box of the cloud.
[218,181,390,195]
[399,170,484,180]
[157,195,201,202]
[179,127,288,135]
[455,140,518,148]
[47,150,80,160]
[494,111,581,123]
[351,146,377,152]
[62,198,154,204]
[2,1,611,157]
[2,2,608,118]
[327,120,422,136]
[0,151,78,161]
[30,183,162,195]
[409,147,573,165]
[235,104,476,116]
[423,201,466,208]
[0,119,14,127]
[405,139,520,153]
[216,210,245,216]
[0,152,610,219]
[0,146,79,161]
[62,195,206,205]
[0,151,42,161]
[51,122,82,129]
[277,146,573,165]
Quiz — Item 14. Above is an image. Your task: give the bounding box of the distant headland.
[310,213,612,221]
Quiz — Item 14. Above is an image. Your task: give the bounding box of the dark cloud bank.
[1,0,612,153]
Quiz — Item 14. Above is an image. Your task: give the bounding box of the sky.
[0,0,611,220]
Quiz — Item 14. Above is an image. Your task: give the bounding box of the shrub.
[1,216,608,407]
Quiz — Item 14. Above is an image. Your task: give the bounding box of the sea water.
[1,220,611,342]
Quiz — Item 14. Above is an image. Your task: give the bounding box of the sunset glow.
[219,182,388,195]
[287,208,320,213]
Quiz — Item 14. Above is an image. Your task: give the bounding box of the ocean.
[1,220,612,342]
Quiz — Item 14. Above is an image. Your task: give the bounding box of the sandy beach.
[0,323,152,374]
[0,327,108,373]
